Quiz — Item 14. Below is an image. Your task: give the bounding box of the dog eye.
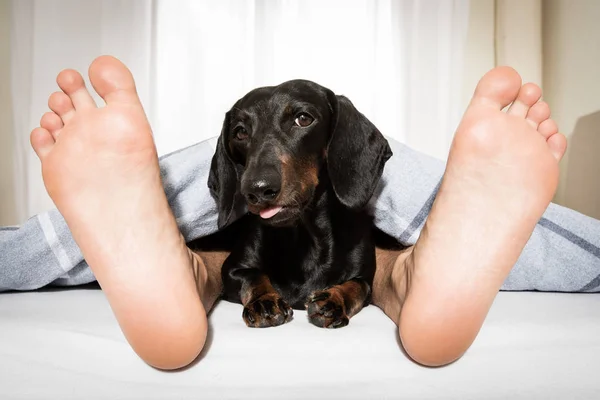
[294,113,314,127]
[234,126,249,140]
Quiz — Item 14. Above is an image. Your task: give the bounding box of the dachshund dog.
[206,79,392,328]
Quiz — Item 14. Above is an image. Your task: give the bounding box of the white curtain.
[8,0,469,221]
[9,0,154,222]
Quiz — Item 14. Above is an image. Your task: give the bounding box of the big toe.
[88,55,141,106]
[470,66,522,110]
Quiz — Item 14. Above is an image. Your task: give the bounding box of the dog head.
[208,79,392,228]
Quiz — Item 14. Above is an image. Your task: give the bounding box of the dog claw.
[331,316,349,328]
[279,299,293,319]
[306,288,349,328]
[243,293,293,328]
[243,307,255,324]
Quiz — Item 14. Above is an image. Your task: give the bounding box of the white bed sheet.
[1,288,599,399]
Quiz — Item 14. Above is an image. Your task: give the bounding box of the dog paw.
[243,293,293,328]
[306,289,349,329]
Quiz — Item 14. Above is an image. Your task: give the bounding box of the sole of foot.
[32,55,208,370]
[396,66,565,366]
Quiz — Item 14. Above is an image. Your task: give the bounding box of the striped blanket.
[1,137,599,293]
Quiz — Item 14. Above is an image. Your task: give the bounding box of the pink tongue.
[260,206,283,219]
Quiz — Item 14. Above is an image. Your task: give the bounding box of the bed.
[1,287,599,399]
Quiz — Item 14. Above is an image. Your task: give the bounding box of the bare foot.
[373,67,566,366]
[31,56,208,370]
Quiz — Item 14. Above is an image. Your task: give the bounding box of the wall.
[0,0,17,226]
[496,0,542,85]
[543,0,600,219]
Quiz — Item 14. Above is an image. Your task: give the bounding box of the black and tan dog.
[206,80,392,328]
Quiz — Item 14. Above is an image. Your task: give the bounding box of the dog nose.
[241,175,281,206]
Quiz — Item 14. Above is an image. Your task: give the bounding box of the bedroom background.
[0,0,598,227]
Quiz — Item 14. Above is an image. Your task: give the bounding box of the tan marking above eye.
[279,154,292,164]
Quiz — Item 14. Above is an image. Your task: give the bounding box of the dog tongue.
[260,206,283,219]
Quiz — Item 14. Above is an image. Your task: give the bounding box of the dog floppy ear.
[326,92,392,210]
[208,112,245,229]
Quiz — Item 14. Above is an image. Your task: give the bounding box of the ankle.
[190,250,225,311]
[372,247,413,325]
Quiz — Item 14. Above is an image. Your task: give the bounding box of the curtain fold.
[8,0,470,221]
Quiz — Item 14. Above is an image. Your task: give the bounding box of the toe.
[48,91,75,123]
[538,118,559,139]
[471,66,522,109]
[56,69,97,110]
[30,127,55,159]
[525,101,551,128]
[88,55,141,106]
[507,83,542,118]
[547,132,567,161]
[40,112,64,139]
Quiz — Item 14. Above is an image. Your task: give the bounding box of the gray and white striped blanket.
[1,137,599,293]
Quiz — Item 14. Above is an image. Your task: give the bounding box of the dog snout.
[241,169,281,206]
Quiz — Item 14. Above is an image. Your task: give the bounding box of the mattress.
[1,287,599,399]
